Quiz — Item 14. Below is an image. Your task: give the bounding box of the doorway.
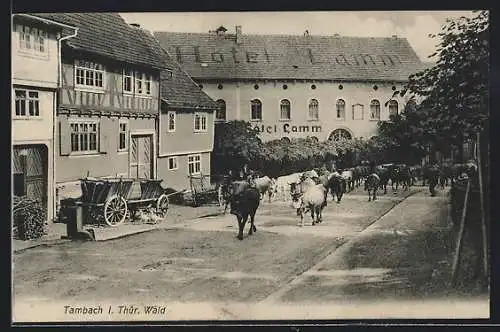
[129,134,154,179]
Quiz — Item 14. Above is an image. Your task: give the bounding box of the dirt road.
[15,185,486,322]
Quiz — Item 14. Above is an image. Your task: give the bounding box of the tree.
[398,10,489,159]
[212,120,262,174]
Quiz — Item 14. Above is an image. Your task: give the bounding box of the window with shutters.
[280,99,291,120]
[168,156,178,170]
[14,89,40,118]
[194,113,208,132]
[167,111,176,132]
[250,99,262,121]
[308,99,319,120]
[75,60,105,92]
[118,120,128,151]
[69,120,99,153]
[188,154,202,175]
[370,99,381,120]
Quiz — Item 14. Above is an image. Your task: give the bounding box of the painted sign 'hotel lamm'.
[154,26,428,142]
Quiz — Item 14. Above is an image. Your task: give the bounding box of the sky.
[120,11,478,62]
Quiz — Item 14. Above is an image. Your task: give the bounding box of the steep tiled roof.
[153,31,426,82]
[32,13,168,70]
[138,29,218,110]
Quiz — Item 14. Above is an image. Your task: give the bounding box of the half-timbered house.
[12,14,77,221]
[33,13,170,211]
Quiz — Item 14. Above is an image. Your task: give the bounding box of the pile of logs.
[13,196,47,240]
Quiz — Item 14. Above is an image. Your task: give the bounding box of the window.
[194,113,208,132]
[329,129,352,141]
[75,60,104,90]
[123,69,133,93]
[168,157,178,170]
[280,99,291,120]
[370,100,381,120]
[352,103,364,120]
[188,154,202,175]
[167,111,176,132]
[250,99,262,121]
[70,121,99,153]
[126,71,152,96]
[18,25,46,54]
[388,100,399,117]
[308,99,319,120]
[14,90,40,117]
[336,99,345,119]
[215,99,226,121]
[118,120,128,151]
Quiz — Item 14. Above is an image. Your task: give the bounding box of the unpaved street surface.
[14,186,487,321]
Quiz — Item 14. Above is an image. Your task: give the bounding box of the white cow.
[273,172,303,201]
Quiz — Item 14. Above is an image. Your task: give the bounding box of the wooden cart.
[80,177,172,227]
[187,173,231,208]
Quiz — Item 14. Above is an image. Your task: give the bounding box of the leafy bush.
[13,196,47,240]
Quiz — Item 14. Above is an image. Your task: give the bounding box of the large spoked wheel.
[156,194,169,218]
[104,195,128,227]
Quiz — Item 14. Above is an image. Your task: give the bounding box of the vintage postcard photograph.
[11,10,490,323]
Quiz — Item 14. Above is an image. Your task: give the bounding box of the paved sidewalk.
[12,203,222,253]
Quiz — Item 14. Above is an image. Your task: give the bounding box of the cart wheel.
[156,194,169,218]
[104,195,128,227]
[218,185,225,208]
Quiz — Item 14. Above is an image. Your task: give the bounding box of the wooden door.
[129,134,153,179]
[12,145,48,209]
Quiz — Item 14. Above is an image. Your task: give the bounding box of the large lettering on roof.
[174,46,402,65]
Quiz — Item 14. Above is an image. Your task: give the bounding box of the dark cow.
[375,166,391,194]
[391,164,412,192]
[425,165,440,196]
[439,164,453,189]
[228,181,261,240]
[325,172,346,203]
[365,173,380,201]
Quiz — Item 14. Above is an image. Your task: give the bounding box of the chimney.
[130,23,141,28]
[235,25,242,44]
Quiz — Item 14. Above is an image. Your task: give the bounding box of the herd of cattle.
[222,162,478,240]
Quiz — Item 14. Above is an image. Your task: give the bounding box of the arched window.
[336,99,345,119]
[328,128,352,141]
[280,99,291,120]
[370,99,380,120]
[388,100,398,118]
[308,99,319,120]
[215,99,226,121]
[250,99,262,120]
[281,137,291,143]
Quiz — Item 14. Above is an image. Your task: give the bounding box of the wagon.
[79,177,175,227]
[187,173,231,208]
